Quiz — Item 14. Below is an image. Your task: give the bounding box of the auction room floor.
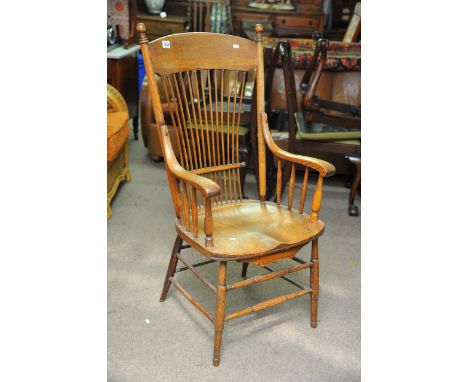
[107,136,361,381]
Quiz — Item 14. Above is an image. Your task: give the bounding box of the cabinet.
[230,0,324,38]
[136,13,187,40]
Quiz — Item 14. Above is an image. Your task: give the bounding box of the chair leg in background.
[310,239,320,328]
[241,262,249,278]
[133,116,139,140]
[213,261,227,366]
[160,235,183,302]
[348,157,361,217]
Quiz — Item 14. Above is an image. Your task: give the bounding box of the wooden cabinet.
[274,14,323,37]
[230,1,324,38]
[136,13,187,40]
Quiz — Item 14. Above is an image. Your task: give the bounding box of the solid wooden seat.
[137,24,335,366]
[177,200,324,259]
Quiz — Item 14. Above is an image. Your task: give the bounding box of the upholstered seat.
[295,112,360,141]
[177,200,325,259]
[107,111,129,162]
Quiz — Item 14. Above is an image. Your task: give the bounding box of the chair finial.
[136,23,148,44]
[255,24,264,41]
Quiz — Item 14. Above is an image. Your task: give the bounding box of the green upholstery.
[295,112,360,141]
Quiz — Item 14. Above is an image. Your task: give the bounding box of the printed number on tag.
[162,41,170,48]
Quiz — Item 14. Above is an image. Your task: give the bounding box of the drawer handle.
[281,19,286,24]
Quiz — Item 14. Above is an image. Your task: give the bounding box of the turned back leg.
[160,235,183,302]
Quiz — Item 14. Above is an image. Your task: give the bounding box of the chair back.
[137,25,268,218]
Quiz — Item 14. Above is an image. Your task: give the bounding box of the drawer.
[274,15,321,29]
[146,21,185,37]
[231,12,272,30]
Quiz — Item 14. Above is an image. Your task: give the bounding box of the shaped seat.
[178,200,325,259]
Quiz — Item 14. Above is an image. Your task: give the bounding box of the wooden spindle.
[167,75,190,170]
[178,72,199,169]
[299,168,309,214]
[276,158,282,206]
[311,175,323,222]
[201,70,213,167]
[182,182,190,231]
[288,163,295,210]
[187,71,204,169]
[171,74,192,170]
[191,186,198,237]
[236,71,247,164]
[220,70,228,203]
[225,288,311,321]
[214,70,220,168]
[204,197,214,247]
[193,70,208,168]
[161,76,183,163]
[207,70,216,167]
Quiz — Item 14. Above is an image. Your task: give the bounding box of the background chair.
[107,84,132,218]
[265,33,361,216]
[138,23,335,366]
[186,0,233,33]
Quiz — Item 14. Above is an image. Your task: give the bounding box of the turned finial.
[136,23,148,44]
[255,24,263,42]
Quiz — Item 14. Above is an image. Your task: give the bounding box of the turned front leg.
[310,239,320,328]
[213,261,227,366]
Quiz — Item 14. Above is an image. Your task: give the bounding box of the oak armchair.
[137,23,335,366]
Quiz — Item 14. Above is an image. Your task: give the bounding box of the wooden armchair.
[267,34,361,216]
[137,23,335,366]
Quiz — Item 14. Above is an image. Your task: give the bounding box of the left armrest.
[260,112,336,177]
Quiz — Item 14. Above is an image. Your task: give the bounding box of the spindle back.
[138,27,267,222]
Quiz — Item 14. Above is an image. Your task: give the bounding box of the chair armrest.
[160,124,221,199]
[260,112,336,177]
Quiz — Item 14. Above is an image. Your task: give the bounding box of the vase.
[144,0,165,14]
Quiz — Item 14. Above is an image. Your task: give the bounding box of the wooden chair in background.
[137,23,335,366]
[187,0,233,33]
[267,33,361,216]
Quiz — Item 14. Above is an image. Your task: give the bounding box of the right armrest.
[159,124,221,199]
